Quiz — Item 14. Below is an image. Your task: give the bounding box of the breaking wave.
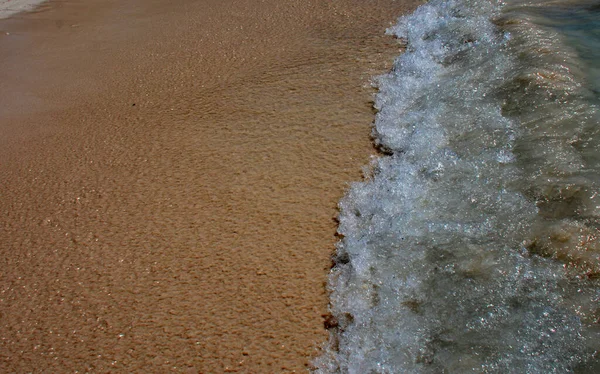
[315,0,600,372]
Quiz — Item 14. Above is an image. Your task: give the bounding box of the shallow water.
[316,0,600,372]
[0,0,47,19]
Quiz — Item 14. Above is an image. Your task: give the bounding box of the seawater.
[315,0,600,372]
[0,0,47,19]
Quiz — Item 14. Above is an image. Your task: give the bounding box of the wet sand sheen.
[0,0,417,371]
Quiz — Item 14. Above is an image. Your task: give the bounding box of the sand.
[0,0,418,371]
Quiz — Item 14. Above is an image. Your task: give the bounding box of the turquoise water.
[315,0,600,372]
[515,0,600,97]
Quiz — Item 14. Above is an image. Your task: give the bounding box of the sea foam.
[0,0,46,19]
[315,0,600,372]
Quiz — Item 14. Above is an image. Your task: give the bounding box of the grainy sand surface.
[0,0,417,371]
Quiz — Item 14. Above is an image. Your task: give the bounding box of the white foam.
[0,0,46,19]
[314,0,600,372]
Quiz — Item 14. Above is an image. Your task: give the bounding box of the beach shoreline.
[0,0,46,19]
[0,0,418,371]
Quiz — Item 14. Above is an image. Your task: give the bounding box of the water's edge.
[316,0,600,372]
[0,0,47,19]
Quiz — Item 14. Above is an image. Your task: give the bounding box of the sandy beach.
[0,0,418,371]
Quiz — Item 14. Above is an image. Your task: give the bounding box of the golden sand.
[0,0,417,371]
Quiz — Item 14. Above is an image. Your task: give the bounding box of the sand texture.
[0,0,417,371]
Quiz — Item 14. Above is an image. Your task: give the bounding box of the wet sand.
[0,0,417,371]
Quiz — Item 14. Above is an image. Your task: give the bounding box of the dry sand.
[0,0,418,371]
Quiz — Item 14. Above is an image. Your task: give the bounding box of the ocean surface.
[316,0,600,372]
[0,0,46,19]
